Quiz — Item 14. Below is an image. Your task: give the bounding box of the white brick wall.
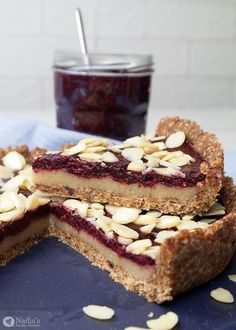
[0,0,235,115]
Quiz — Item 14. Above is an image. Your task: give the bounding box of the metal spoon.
[75,8,89,66]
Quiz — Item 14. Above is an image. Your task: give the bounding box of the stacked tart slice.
[0,117,235,303]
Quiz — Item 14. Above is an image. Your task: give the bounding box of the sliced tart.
[49,177,236,303]
[32,117,223,215]
[0,146,51,265]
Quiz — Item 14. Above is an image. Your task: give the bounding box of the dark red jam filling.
[54,72,151,140]
[0,205,50,242]
[50,202,155,267]
[33,141,205,188]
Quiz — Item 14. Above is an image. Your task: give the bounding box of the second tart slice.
[32,117,223,215]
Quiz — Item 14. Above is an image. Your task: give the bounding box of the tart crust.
[33,117,223,215]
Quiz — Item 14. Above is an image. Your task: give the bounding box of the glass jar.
[53,51,153,140]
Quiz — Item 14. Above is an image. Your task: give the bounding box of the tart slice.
[32,117,223,215]
[0,146,51,266]
[49,177,236,303]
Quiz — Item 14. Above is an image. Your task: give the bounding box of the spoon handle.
[75,8,89,65]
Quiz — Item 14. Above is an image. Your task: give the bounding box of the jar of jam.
[53,51,153,140]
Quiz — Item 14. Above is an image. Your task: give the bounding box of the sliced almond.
[101,151,118,163]
[198,218,216,224]
[145,156,159,168]
[91,203,104,210]
[0,208,25,222]
[26,194,40,211]
[126,239,152,254]
[153,167,180,176]
[150,135,166,142]
[62,143,86,156]
[117,236,133,245]
[112,207,141,224]
[0,165,14,179]
[83,146,106,153]
[134,214,157,226]
[152,142,167,151]
[146,210,162,218]
[63,199,89,218]
[105,204,121,215]
[156,215,181,229]
[228,274,236,282]
[169,155,190,167]
[203,202,225,216]
[87,208,104,218]
[140,224,156,234]
[166,131,185,149]
[96,215,112,233]
[182,215,194,221]
[177,220,208,231]
[80,137,108,147]
[142,246,160,259]
[155,230,178,244]
[122,148,144,162]
[82,305,115,320]
[146,311,179,330]
[79,153,102,162]
[159,160,180,170]
[150,151,169,159]
[2,151,26,171]
[111,222,139,239]
[127,160,146,172]
[0,191,16,212]
[9,191,26,210]
[124,136,144,147]
[1,174,25,192]
[210,288,234,303]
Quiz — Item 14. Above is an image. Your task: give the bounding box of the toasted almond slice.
[177,220,208,231]
[87,208,104,218]
[155,230,178,244]
[0,208,25,222]
[146,210,162,218]
[150,135,166,142]
[124,136,144,147]
[122,148,144,162]
[169,155,190,167]
[159,160,181,170]
[107,145,122,153]
[146,311,179,330]
[127,160,146,172]
[96,215,112,233]
[91,203,104,210]
[153,167,179,176]
[126,239,152,254]
[145,156,159,168]
[83,146,106,154]
[9,191,26,210]
[1,174,25,192]
[111,222,139,239]
[105,204,121,215]
[156,215,181,229]
[62,143,86,156]
[198,218,217,224]
[140,224,156,234]
[0,165,14,179]
[228,274,236,282]
[82,305,115,320]
[0,191,16,212]
[2,151,26,171]
[142,246,160,259]
[101,151,118,163]
[150,151,169,159]
[63,199,89,218]
[203,202,225,216]
[117,236,133,245]
[152,142,167,151]
[210,288,234,303]
[134,214,158,225]
[79,137,108,147]
[182,215,194,221]
[26,194,40,211]
[166,131,185,149]
[112,207,141,224]
[79,153,102,162]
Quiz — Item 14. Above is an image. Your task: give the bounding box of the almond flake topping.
[2,151,26,171]
[140,224,156,234]
[82,305,115,320]
[177,220,208,231]
[121,147,144,162]
[0,208,24,222]
[228,274,236,282]
[96,216,112,233]
[112,206,141,224]
[146,311,179,330]
[155,230,178,244]
[142,246,160,259]
[127,160,146,172]
[101,151,118,163]
[62,142,86,156]
[111,222,139,239]
[134,214,158,225]
[126,239,152,254]
[63,199,89,218]
[165,131,185,149]
[156,215,181,229]
[117,236,133,245]
[210,288,234,303]
[0,165,14,179]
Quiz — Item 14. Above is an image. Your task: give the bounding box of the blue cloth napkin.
[0,116,235,181]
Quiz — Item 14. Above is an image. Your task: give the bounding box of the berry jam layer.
[50,202,155,268]
[33,142,204,188]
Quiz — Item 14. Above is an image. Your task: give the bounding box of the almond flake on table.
[228,274,236,282]
[210,288,234,303]
[146,311,179,330]
[82,304,115,320]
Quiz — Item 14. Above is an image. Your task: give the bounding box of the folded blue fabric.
[0,116,235,181]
